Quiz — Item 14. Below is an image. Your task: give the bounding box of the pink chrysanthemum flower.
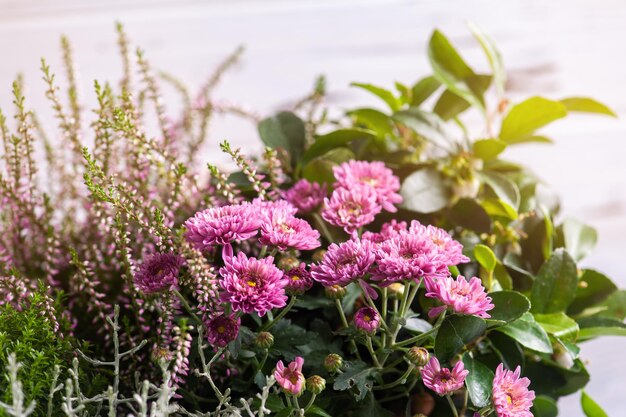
[362,220,408,243]
[284,264,314,295]
[134,253,184,294]
[252,198,298,217]
[184,203,261,249]
[274,356,306,396]
[282,179,327,214]
[409,221,470,265]
[310,239,376,287]
[205,314,240,347]
[259,209,321,251]
[333,160,403,212]
[492,364,535,417]
[422,357,469,396]
[219,252,288,316]
[321,186,381,235]
[426,275,494,318]
[354,306,381,334]
[372,231,449,286]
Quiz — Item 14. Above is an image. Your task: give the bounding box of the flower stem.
[372,364,415,390]
[303,393,317,412]
[446,395,459,417]
[366,336,382,368]
[313,213,334,243]
[262,296,297,331]
[335,299,349,328]
[172,288,203,326]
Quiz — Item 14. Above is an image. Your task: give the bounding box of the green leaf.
[400,168,450,213]
[449,198,491,233]
[395,81,412,105]
[333,362,378,401]
[428,30,483,111]
[302,129,376,164]
[534,312,579,342]
[468,22,506,97]
[558,218,598,262]
[258,111,306,164]
[404,317,433,334]
[393,108,452,149]
[411,75,441,106]
[348,108,394,137]
[305,405,333,417]
[576,316,626,341]
[473,138,507,161]
[568,269,617,315]
[478,171,520,210]
[474,244,497,272]
[275,407,295,417]
[499,97,568,143]
[301,148,355,185]
[435,315,486,362]
[481,198,518,221]
[351,82,401,111]
[489,291,531,323]
[532,395,559,417]
[594,290,626,320]
[433,74,492,120]
[495,312,553,353]
[561,97,616,117]
[581,391,609,417]
[462,354,494,407]
[531,249,578,314]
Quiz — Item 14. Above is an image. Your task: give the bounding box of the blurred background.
[1,0,624,415]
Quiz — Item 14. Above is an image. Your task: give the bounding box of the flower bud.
[306,375,326,394]
[323,353,343,374]
[277,255,301,271]
[387,282,405,298]
[354,306,380,335]
[312,249,327,263]
[255,331,274,349]
[407,347,429,367]
[151,347,173,365]
[324,284,346,300]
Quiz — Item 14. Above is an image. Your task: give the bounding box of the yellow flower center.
[217,325,226,334]
[506,394,513,405]
[247,280,257,287]
[364,315,371,322]
[291,275,300,281]
[279,223,295,233]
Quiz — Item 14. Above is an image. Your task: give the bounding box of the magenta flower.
[354,307,380,334]
[184,203,261,249]
[492,364,535,417]
[282,179,327,214]
[252,198,297,217]
[134,253,184,294]
[410,221,470,265]
[274,356,306,396]
[284,264,314,295]
[422,357,468,396]
[259,209,321,251]
[219,252,288,316]
[322,185,381,235]
[333,160,402,212]
[426,275,494,318]
[310,239,376,287]
[372,231,449,286]
[362,220,408,243]
[205,314,240,347]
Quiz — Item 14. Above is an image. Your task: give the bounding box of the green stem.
[259,245,268,258]
[446,395,459,417]
[372,364,415,390]
[381,287,388,322]
[335,299,349,328]
[172,289,203,326]
[313,212,334,243]
[366,336,382,368]
[303,393,317,412]
[262,296,297,331]
[292,395,301,411]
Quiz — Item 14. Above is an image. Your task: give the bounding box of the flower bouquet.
[0,23,623,417]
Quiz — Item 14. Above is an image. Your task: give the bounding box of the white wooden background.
[1,0,625,415]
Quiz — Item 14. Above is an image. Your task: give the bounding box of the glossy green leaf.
[462,354,494,407]
[534,312,579,342]
[489,291,531,323]
[568,269,617,315]
[594,290,626,320]
[348,108,394,137]
[351,82,401,111]
[258,111,306,165]
[433,74,492,120]
[532,395,559,417]
[435,315,486,362]
[478,171,520,210]
[581,391,609,417]
[499,97,568,143]
[558,218,598,262]
[333,362,378,401]
[531,249,578,314]
[495,312,553,353]
[302,148,354,185]
[393,108,452,149]
[450,198,491,233]
[468,22,506,96]
[473,138,507,161]
[411,75,441,106]
[301,129,376,164]
[474,244,497,272]
[577,316,626,340]
[561,97,616,117]
[401,168,450,213]
[481,198,518,221]
[395,81,412,104]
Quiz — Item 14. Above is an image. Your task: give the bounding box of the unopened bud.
[312,249,327,263]
[325,285,346,300]
[407,347,429,367]
[277,256,301,271]
[323,353,343,374]
[387,283,405,298]
[151,347,173,365]
[255,332,274,349]
[306,375,326,394]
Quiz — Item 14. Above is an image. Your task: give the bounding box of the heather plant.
[0,22,624,417]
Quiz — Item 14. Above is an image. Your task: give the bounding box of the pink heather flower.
[354,306,380,334]
[422,357,468,396]
[134,253,184,294]
[184,203,261,249]
[219,252,288,316]
[321,185,381,235]
[333,160,403,212]
[492,364,535,417]
[372,231,449,286]
[310,239,376,287]
[284,264,314,295]
[426,275,494,318]
[205,314,240,348]
[362,220,408,243]
[259,209,321,251]
[282,179,327,214]
[409,221,470,265]
[274,356,306,396]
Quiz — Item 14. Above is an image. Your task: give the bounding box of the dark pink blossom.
[134,253,184,294]
[282,179,327,214]
[492,364,535,417]
[259,208,321,251]
[409,221,470,265]
[422,357,468,396]
[284,264,314,295]
[310,239,376,287]
[354,306,380,334]
[184,203,261,249]
[333,160,402,212]
[426,275,494,318]
[321,186,381,235]
[205,314,240,347]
